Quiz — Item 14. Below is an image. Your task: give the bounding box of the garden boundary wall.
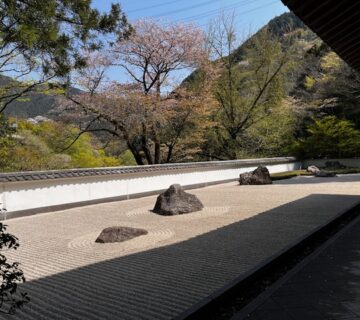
[0,157,301,219]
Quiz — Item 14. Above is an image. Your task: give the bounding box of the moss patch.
[271,168,360,181]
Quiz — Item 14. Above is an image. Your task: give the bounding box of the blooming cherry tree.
[60,20,218,165]
[114,19,205,95]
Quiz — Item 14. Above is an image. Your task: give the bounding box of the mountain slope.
[0,12,330,120]
[0,75,81,119]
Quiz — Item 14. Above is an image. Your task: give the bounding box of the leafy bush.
[118,150,137,166]
[0,219,29,314]
[292,116,360,159]
[0,119,123,172]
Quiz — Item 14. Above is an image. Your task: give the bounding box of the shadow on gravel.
[247,210,360,320]
[274,174,360,185]
[9,194,360,320]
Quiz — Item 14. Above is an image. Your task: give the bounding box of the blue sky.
[93,0,288,28]
[92,0,289,83]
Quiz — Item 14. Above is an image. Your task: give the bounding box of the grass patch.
[271,168,360,181]
[271,170,310,181]
[327,168,360,174]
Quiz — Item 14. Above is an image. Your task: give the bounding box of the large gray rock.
[95,226,148,243]
[239,166,272,185]
[153,184,204,216]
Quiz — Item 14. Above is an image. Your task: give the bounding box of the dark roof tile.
[0,157,296,183]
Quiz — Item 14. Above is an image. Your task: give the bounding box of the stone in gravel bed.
[95,226,148,243]
[315,171,337,178]
[307,165,321,174]
[239,166,272,185]
[153,184,204,216]
[307,165,336,177]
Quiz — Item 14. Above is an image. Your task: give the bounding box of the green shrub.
[0,220,29,314]
[292,116,360,159]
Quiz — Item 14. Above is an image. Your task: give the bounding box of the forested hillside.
[0,75,81,119]
[1,11,360,172]
[185,12,360,160]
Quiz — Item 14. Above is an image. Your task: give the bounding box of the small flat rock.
[315,171,337,178]
[95,226,148,244]
[239,166,272,185]
[153,184,204,216]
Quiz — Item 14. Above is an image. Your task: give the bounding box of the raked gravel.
[3,174,360,319]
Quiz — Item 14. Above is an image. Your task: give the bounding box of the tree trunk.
[165,145,173,163]
[154,80,161,164]
[142,143,153,164]
[127,142,144,165]
[141,122,153,164]
[154,139,161,164]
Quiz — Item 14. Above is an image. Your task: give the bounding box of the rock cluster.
[153,184,204,216]
[239,166,272,185]
[306,165,336,178]
[95,226,148,243]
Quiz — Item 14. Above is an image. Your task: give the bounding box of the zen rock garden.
[97,162,341,245]
[96,184,204,243]
[153,184,204,216]
[95,163,341,245]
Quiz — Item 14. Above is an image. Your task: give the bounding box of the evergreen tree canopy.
[0,0,131,76]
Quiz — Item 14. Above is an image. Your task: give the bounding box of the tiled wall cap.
[0,157,296,183]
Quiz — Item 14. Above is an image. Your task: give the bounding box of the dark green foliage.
[292,116,360,159]
[0,114,14,137]
[203,26,299,160]
[290,36,360,128]
[0,0,131,116]
[0,0,131,76]
[316,57,360,128]
[0,221,29,314]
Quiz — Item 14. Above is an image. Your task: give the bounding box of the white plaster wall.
[1,161,301,214]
